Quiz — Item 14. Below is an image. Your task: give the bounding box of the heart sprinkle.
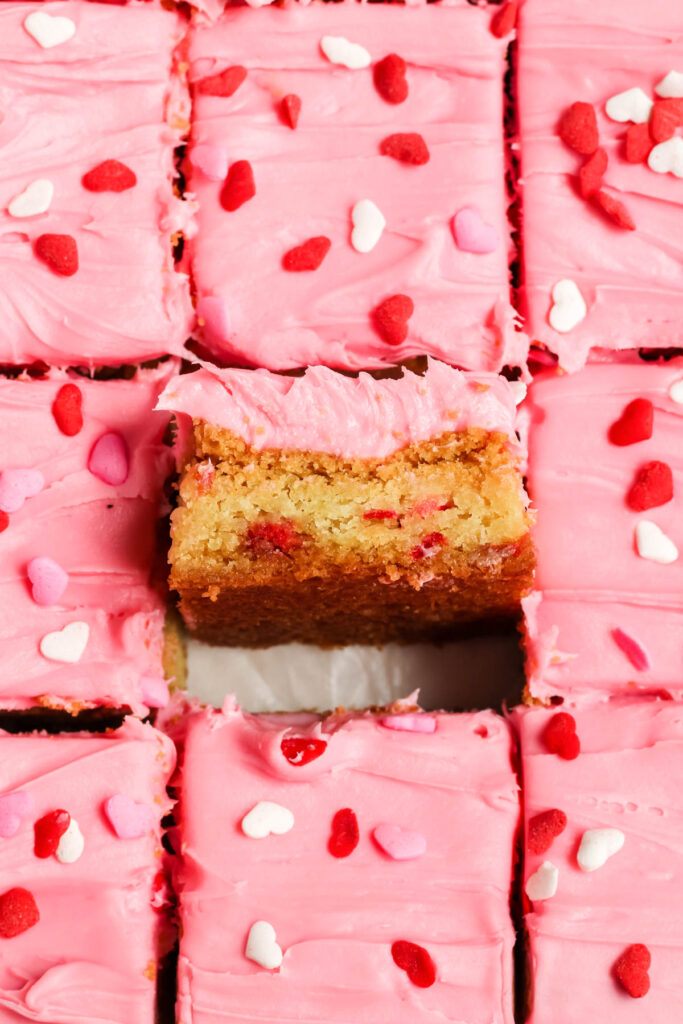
[558,102,599,155]
[527,809,567,855]
[88,432,129,486]
[320,36,371,71]
[220,161,256,211]
[612,628,651,671]
[282,236,331,272]
[0,888,40,938]
[542,712,580,760]
[625,123,653,164]
[35,234,79,277]
[373,54,408,104]
[0,469,44,514]
[328,808,360,858]
[0,793,34,840]
[548,279,587,333]
[351,199,386,253]
[605,87,653,124]
[391,940,436,988]
[241,802,294,839]
[650,98,683,143]
[281,736,327,766]
[378,713,436,734]
[104,794,153,840]
[34,810,71,859]
[525,861,559,901]
[82,160,137,193]
[626,461,673,511]
[577,827,625,872]
[279,94,301,130]
[668,377,683,404]
[634,520,679,564]
[373,824,426,861]
[372,294,414,346]
[594,190,635,230]
[245,921,283,970]
[39,621,89,664]
[139,675,170,710]
[614,943,651,998]
[656,71,683,99]
[8,179,54,218]
[490,1,518,38]
[196,65,247,98]
[452,206,500,254]
[191,145,229,182]
[55,818,84,864]
[579,148,608,197]
[24,11,75,49]
[608,397,653,446]
[52,383,83,436]
[648,136,683,177]
[27,557,68,607]
[379,133,430,165]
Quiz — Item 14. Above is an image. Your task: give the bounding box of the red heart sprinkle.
[578,147,608,198]
[0,888,40,938]
[196,65,247,98]
[281,736,327,766]
[328,808,359,858]
[379,133,430,165]
[542,712,580,760]
[35,234,79,277]
[626,460,674,512]
[82,159,137,193]
[0,512,8,534]
[528,808,567,855]
[34,810,71,859]
[558,102,599,156]
[391,940,436,988]
[52,383,83,437]
[247,520,302,554]
[650,98,683,144]
[220,161,256,212]
[615,943,651,998]
[608,398,654,446]
[372,294,415,345]
[410,531,447,561]
[625,123,653,164]
[280,94,301,130]
[282,236,331,272]
[363,509,398,521]
[490,0,518,38]
[594,190,635,231]
[373,54,408,105]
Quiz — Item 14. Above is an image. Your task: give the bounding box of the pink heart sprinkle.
[0,468,44,514]
[104,794,153,840]
[139,675,170,709]
[88,433,129,486]
[452,206,500,255]
[373,823,427,861]
[612,628,651,672]
[379,714,436,734]
[196,295,231,348]
[191,144,229,182]
[0,792,34,839]
[27,556,68,607]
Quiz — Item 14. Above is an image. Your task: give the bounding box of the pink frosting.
[0,719,175,1023]
[159,360,521,460]
[187,0,525,372]
[175,700,519,1024]
[517,0,683,371]
[515,701,683,1022]
[0,1,192,367]
[0,364,176,714]
[524,359,683,702]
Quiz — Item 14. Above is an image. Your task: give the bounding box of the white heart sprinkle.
[320,36,371,71]
[525,861,558,901]
[245,921,283,970]
[577,828,625,872]
[605,87,653,124]
[39,621,89,663]
[56,818,84,864]
[648,137,683,178]
[668,378,683,404]
[24,11,76,49]
[549,279,587,334]
[509,380,527,406]
[655,71,683,99]
[350,199,386,253]
[241,802,294,839]
[635,520,679,564]
[8,179,54,219]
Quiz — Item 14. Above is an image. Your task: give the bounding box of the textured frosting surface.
[0,719,175,1024]
[524,359,683,701]
[518,0,683,370]
[517,701,683,1022]
[0,365,175,713]
[187,0,524,372]
[175,699,519,1024]
[0,1,192,367]
[159,360,521,459]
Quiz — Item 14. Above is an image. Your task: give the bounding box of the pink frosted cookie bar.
[523,359,683,702]
[187,0,524,372]
[516,701,683,1020]
[0,719,174,1024]
[517,0,683,371]
[0,365,176,715]
[175,698,519,1024]
[0,1,192,368]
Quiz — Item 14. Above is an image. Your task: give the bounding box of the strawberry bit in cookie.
[410,532,447,561]
[247,520,302,555]
[363,509,398,521]
[194,460,215,494]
